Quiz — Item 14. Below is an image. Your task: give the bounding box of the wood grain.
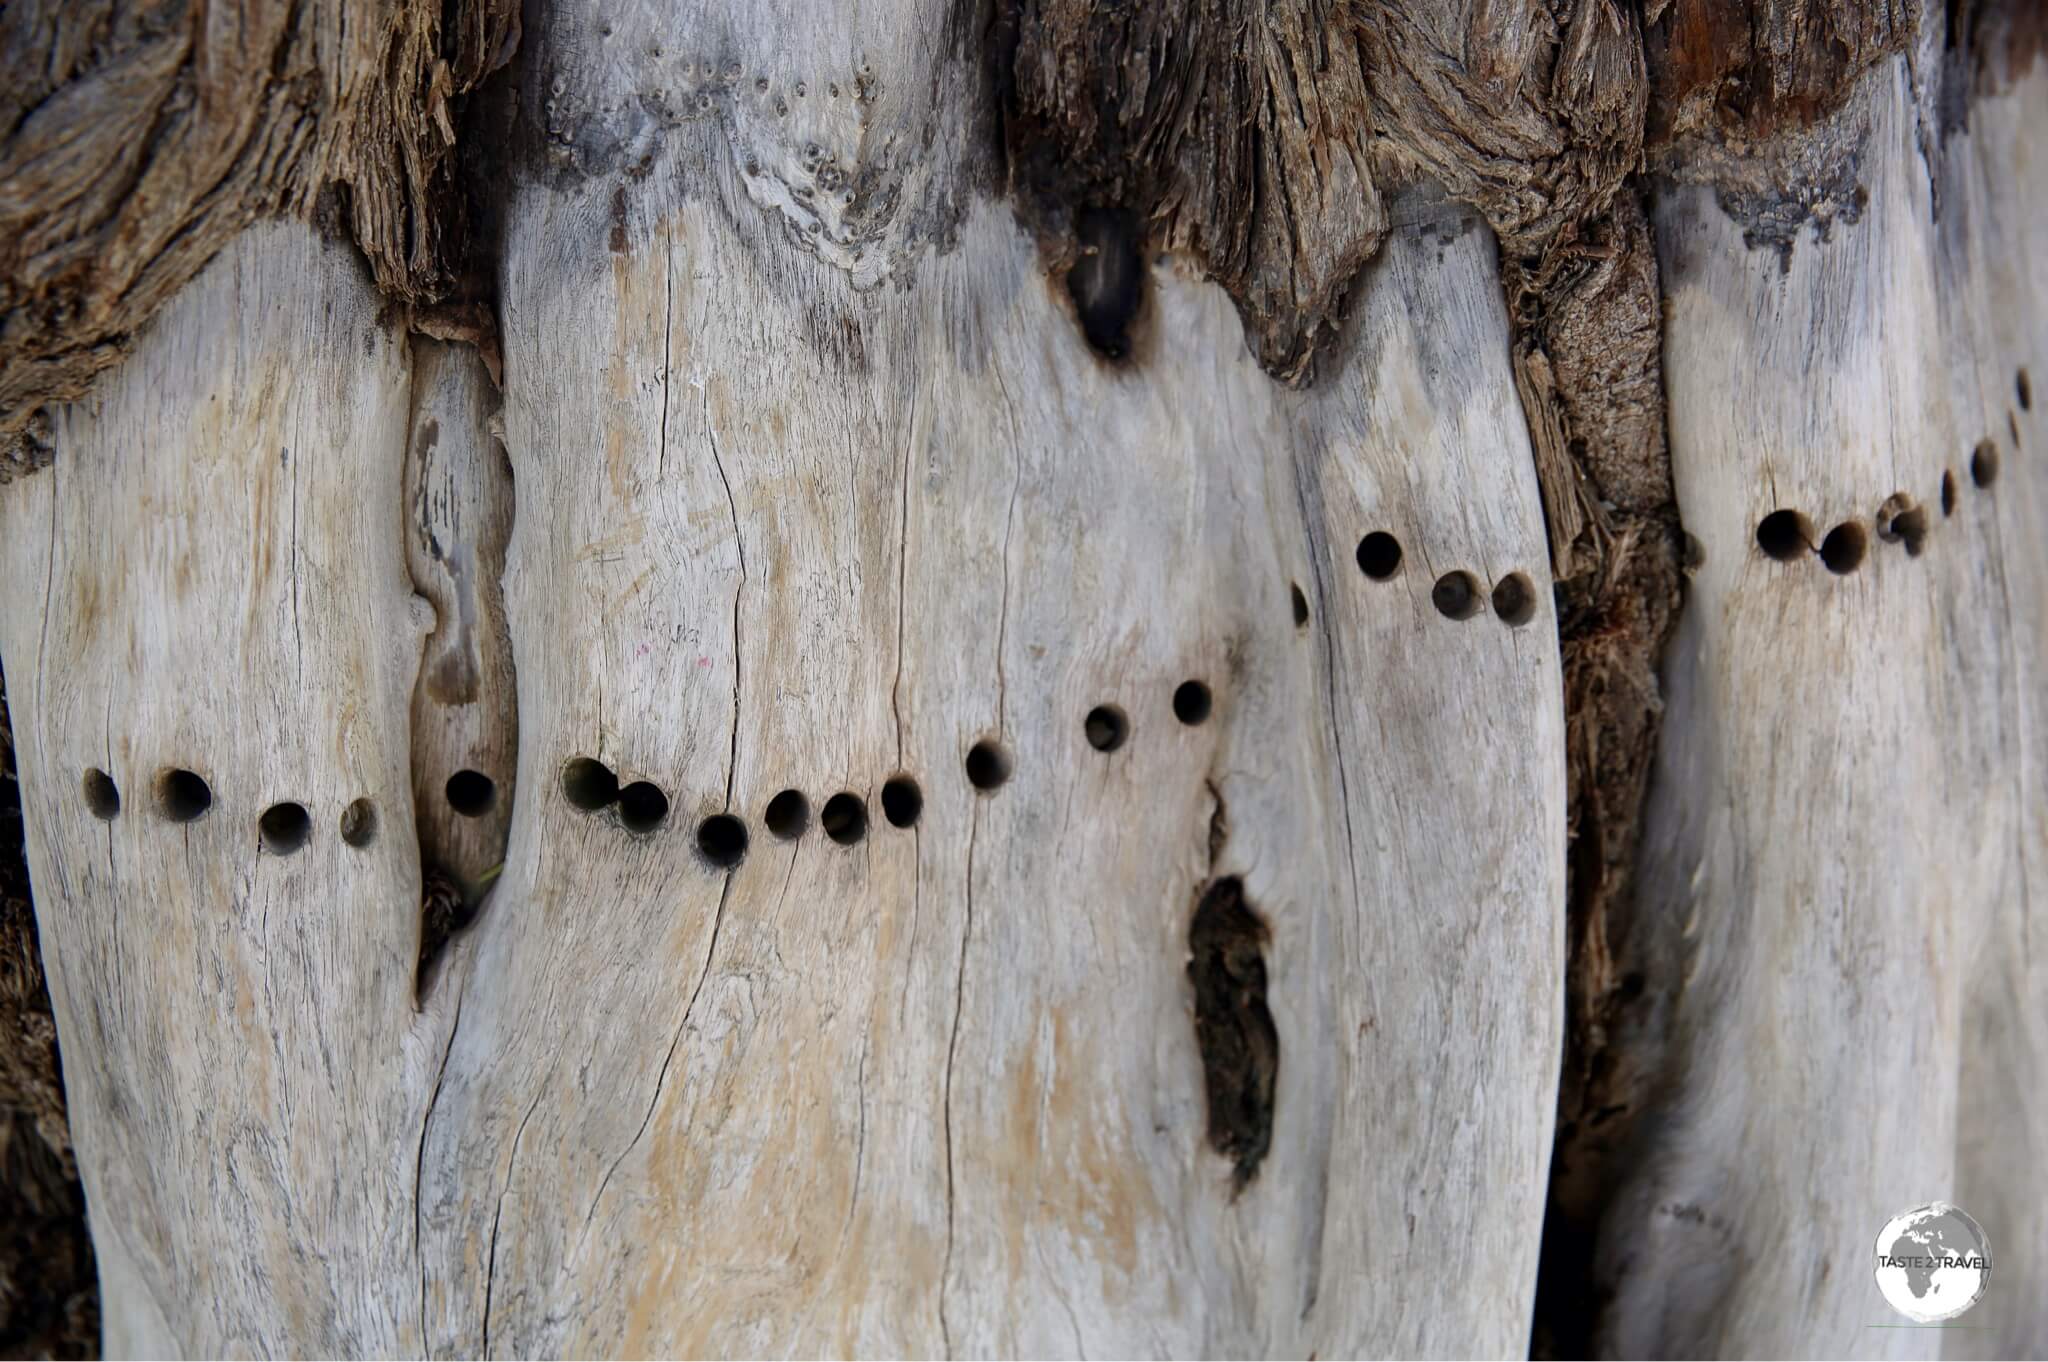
[1598,52,2048,1356]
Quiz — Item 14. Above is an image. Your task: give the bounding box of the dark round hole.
[965,740,1013,790]
[820,792,869,844]
[1942,470,1958,516]
[1171,681,1212,726]
[881,776,923,829]
[1431,570,1482,620]
[83,769,120,820]
[157,768,212,823]
[339,797,377,848]
[1971,439,2000,488]
[1490,572,1537,627]
[562,756,618,811]
[1290,582,1309,627]
[617,781,670,834]
[1083,705,1129,752]
[2019,367,2033,411]
[1355,532,1403,581]
[763,788,809,839]
[258,802,311,855]
[1755,509,1814,562]
[1818,521,1867,574]
[445,769,495,818]
[695,812,748,866]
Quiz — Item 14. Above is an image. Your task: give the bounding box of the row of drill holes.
[565,672,1216,864]
[1757,440,2003,573]
[564,758,934,867]
[1354,532,1537,626]
[81,767,378,853]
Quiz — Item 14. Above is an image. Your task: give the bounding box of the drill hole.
[1971,439,2000,488]
[821,792,869,844]
[617,781,670,834]
[764,788,809,839]
[1755,509,1814,561]
[1084,705,1129,752]
[82,769,120,820]
[696,813,748,866]
[1355,532,1403,581]
[881,776,923,828]
[965,740,1013,790]
[1941,470,1958,516]
[1290,582,1309,628]
[1172,681,1213,726]
[562,757,618,810]
[1490,572,1538,627]
[2019,367,2033,411]
[157,768,212,822]
[1431,571,1483,620]
[339,798,377,848]
[1819,522,1867,574]
[445,769,495,818]
[258,802,311,855]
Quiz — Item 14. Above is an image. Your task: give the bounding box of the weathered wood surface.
[0,3,1565,1357]
[410,199,1564,1357]
[6,0,2046,1356]
[1597,52,2048,1357]
[407,0,1567,1344]
[0,224,453,1356]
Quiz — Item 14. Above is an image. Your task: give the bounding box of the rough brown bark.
[0,0,517,454]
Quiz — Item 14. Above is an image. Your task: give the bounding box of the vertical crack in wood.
[702,387,745,808]
[579,862,737,1256]
[481,1079,549,1358]
[890,383,918,767]
[414,980,466,1358]
[938,797,977,1358]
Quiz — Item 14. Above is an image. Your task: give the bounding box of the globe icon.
[1873,1202,1991,1323]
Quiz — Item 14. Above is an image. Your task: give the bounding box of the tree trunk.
[0,1,2042,1357]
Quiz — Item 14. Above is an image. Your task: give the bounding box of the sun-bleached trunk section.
[0,223,455,1356]
[1599,54,2048,1356]
[1942,54,2048,1362]
[405,1,1565,1356]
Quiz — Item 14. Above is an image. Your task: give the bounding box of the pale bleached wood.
[0,223,457,1356]
[404,338,518,896]
[1599,54,2048,1357]
[1944,57,2048,1362]
[404,0,1566,1352]
[4,4,1569,1355]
